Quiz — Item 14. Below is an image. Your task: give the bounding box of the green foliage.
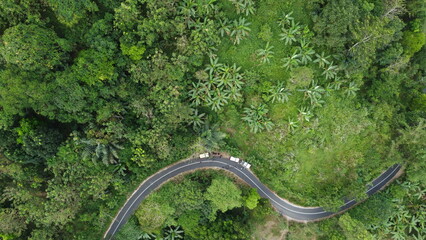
[277,12,294,27]
[121,43,146,61]
[288,66,314,89]
[312,0,360,52]
[73,49,116,85]
[0,208,26,237]
[163,226,184,240]
[204,176,243,213]
[242,104,274,133]
[177,211,201,232]
[77,137,124,165]
[0,0,424,239]
[230,17,251,45]
[13,118,64,164]
[257,24,273,42]
[279,21,301,45]
[0,0,42,31]
[0,24,69,71]
[244,188,260,210]
[136,195,176,233]
[393,120,426,185]
[190,57,244,111]
[401,31,426,57]
[377,181,426,239]
[114,218,149,240]
[338,214,374,240]
[266,82,291,103]
[196,123,227,152]
[256,42,274,64]
[229,0,256,16]
[281,50,301,70]
[46,0,98,27]
[131,147,156,168]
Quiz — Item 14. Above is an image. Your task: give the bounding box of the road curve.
[103,156,401,239]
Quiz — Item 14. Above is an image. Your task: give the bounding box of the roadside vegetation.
[0,0,424,239]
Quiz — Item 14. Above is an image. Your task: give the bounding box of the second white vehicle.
[241,161,251,169]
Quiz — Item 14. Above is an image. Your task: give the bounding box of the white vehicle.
[229,156,240,163]
[199,153,209,158]
[241,161,251,169]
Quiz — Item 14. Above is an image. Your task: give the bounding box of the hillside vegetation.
[0,0,425,239]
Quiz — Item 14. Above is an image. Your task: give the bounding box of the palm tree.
[206,90,229,111]
[230,17,251,45]
[179,0,197,26]
[267,82,292,103]
[79,139,123,165]
[205,56,223,75]
[298,107,313,122]
[313,52,331,68]
[200,0,218,15]
[113,163,126,176]
[279,22,300,45]
[230,0,255,16]
[256,42,274,64]
[189,108,206,130]
[281,50,301,70]
[343,81,360,98]
[218,64,232,80]
[322,62,339,80]
[277,12,294,27]
[297,39,315,64]
[198,122,226,151]
[230,73,244,89]
[189,82,207,106]
[216,74,233,88]
[163,226,184,240]
[225,86,242,100]
[218,18,231,37]
[287,117,299,133]
[298,81,326,107]
[140,232,156,240]
[242,104,274,133]
[329,76,343,90]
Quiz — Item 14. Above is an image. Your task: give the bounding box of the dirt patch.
[252,216,288,240]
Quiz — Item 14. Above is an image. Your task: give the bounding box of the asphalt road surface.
[104,156,401,240]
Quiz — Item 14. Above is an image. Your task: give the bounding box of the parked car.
[230,156,240,163]
[199,153,209,158]
[241,161,251,169]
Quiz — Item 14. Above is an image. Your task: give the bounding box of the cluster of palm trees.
[277,12,361,99]
[189,57,244,112]
[218,17,252,45]
[242,104,274,133]
[381,181,426,240]
[178,0,218,26]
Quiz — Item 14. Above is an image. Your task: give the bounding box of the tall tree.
[204,177,242,213]
[0,24,70,72]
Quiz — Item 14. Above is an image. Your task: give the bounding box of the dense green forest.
[0,0,425,239]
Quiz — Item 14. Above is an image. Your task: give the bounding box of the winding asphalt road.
[103,156,401,240]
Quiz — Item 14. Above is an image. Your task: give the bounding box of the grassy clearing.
[217,0,310,83]
[215,0,395,208]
